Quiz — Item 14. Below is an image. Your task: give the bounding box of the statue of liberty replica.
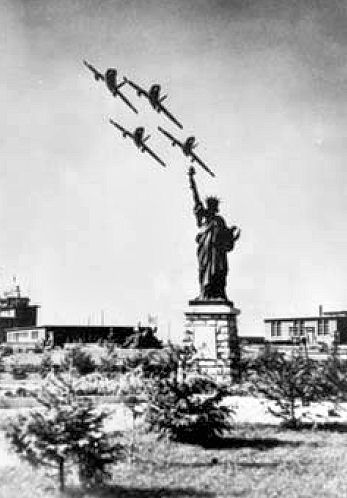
[184,166,241,380]
[188,166,241,302]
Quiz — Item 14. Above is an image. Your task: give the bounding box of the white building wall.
[328,319,338,334]
[7,327,46,344]
[266,317,339,345]
[280,321,292,340]
[265,322,271,340]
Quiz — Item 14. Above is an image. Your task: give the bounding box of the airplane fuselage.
[133,127,145,147]
[149,84,161,104]
[149,84,163,110]
[182,136,196,155]
[105,68,118,95]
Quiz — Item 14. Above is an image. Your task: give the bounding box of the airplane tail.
[116,79,126,90]
[83,59,93,71]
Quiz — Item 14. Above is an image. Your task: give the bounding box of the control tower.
[0,280,39,342]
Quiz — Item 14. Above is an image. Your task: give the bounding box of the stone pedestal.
[184,299,240,380]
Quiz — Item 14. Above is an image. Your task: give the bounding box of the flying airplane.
[83,60,138,114]
[109,119,166,168]
[157,126,215,177]
[124,79,183,129]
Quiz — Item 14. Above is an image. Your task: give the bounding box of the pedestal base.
[183,299,240,380]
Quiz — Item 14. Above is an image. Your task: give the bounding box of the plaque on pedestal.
[184,299,240,380]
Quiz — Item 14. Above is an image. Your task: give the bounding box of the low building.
[5,324,161,351]
[264,306,347,347]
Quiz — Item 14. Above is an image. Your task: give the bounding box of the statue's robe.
[194,204,235,300]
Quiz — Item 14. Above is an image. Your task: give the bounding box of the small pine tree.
[146,374,233,444]
[5,375,125,491]
[249,350,324,428]
[322,346,347,411]
[39,353,54,378]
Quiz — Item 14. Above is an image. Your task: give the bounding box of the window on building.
[289,326,299,337]
[324,320,329,335]
[318,321,324,335]
[270,322,276,337]
[31,331,38,340]
[270,322,282,337]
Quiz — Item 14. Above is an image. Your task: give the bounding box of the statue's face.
[206,209,218,220]
[207,204,219,215]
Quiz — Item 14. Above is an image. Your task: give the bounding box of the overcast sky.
[1,0,347,339]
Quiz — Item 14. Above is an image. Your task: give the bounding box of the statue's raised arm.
[188,166,205,227]
[188,166,202,206]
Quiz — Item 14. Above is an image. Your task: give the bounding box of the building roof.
[265,307,347,322]
[323,311,347,317]
[5,324,150,332]
[264,314,344,322]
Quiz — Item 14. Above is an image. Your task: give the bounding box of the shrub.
[5,375,126,491]
[16,387,27,397]
[2,345,13,356]
[124,344,196,382]
[99,347,126,376]
[123,350,173,379]
[62,347,96,376]
[249,350,325,428]
[39,353,54,378]
[33,343,44,354]
[321,352,347,408]
[146,374,233,444]
[11,365,28,380]
[119,370,147,415]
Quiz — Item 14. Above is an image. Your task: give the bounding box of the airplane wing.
[158,103,183,129]
[125,79,149,99]
[141,143,167,168]
[190,152,216,178]
[116,88,138,114]
[109,119,133,139]
[83,60,104,81]
[157,126,183,148]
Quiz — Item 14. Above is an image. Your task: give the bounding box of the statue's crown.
[206,196,219,209]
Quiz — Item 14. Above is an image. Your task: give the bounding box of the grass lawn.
[1,424,347,498]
